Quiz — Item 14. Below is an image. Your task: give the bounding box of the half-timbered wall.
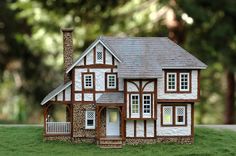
[126,120,155,138]
[156,104,192,136]
[50,86,71,102]
[157,70,198,100]
[126,80,157,119]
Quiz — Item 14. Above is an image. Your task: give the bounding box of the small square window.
[96,51,103,63]
[180,73,189,91]
[175,106,185,125]
[166,73,177,91]
[162,106,173,125]
[83,74,93,89]
[85,110,95,129]
[107,74,117,89]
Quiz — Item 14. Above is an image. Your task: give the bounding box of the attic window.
[96,51,103,64]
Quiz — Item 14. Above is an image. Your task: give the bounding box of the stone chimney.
[61,28,73,83]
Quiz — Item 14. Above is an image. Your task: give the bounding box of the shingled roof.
[100,36,207,78]
[96,92,124,104]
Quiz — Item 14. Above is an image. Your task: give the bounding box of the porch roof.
[96,92,124,104]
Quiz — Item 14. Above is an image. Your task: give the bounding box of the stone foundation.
[126,136,194,145]
[44,136,71,142]
[156,136,194,144]
[72,137,96,144]
[126,138,157,145]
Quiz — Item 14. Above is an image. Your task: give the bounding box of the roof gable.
[66,37,122,73]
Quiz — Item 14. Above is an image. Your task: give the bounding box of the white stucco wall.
[74,68,87,91]
[143,82,154,92]
[157,70,198,99]
[57,91,63,101]
[156,104,192,136]
[126,94,129,118]
[86,49,94,65]
[84,93,93,101]
[105,49,112,65]
[126,120,134,137]
[127,81,139,92]
[118,78,124,91]
[90,68,111,91]
[65,86,71,101]
[74,93,82,101]
[146,120,154,137]
[136,120,144,137]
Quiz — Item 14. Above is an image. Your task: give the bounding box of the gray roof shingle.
[96,92,124,104]
[100,36,207,78]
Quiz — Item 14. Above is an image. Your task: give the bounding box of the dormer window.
[166,73,177,91]
[96,51,103,64]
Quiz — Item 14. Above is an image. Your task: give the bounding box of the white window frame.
[142,94,151,116]
[107,74,117,89]
[83,74,93,89]
[85,110,95,129]
[175,106,186,125]
[96,51,103,64]
[179,73,190,91]
[131,94,139,116]
[166,73,177,91]
[162,106,173,125]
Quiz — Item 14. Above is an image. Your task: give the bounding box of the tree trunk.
[224,70,235,124]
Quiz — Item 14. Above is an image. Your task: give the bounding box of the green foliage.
[0,127,236,155]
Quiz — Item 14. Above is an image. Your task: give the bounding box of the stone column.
[61,28,73,83]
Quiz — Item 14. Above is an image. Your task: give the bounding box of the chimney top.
[61,28,74,32]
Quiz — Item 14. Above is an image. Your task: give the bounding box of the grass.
[0,127,236,156]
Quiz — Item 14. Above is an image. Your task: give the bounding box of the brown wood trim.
[144,120,147,137]
[164,70,192,93]
[96,103,124,106]
[140,81,143,118]
[105,72,118,91]
[103,46,106,64]
[126,118,155,120]
[47,101,72,105]
[127,81,140,91]
[124,79,127,119]
[93,47,96,64]
[112,56,115,65]
[63,90,65,101]
[197,70,200,100]
[157,99,198,102]
[74,90,123,93]
[154,119,156,137]
[134,120,136,137]
[191,103,194,137]
[154,79,157,119]
[141,80,153,92]
[84,56,87,65]
[126,137,156,139]
[75,64,117,69]
[160,104,188,127]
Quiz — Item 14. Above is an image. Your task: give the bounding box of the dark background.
[0,0,235,124]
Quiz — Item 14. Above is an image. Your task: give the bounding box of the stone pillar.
[61,28,73,83]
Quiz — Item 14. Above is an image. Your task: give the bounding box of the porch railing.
[46,122,71,135]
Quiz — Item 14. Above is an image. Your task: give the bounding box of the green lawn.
[0,127,236,156]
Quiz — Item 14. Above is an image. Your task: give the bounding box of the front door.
[106,108,120,136]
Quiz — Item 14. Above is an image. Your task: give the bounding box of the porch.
[43,102,72,136]
[96,92,125,148]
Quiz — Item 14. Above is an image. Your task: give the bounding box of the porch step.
[99,137,123,149]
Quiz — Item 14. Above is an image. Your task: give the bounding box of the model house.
[41,28,207,148]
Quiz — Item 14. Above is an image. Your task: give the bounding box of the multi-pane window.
[84,74,93,89]
[143,94,151,115]
[96,51,103,63]
[167,73,177,91]
[162,106,173,125]
[107,74,117,89]
[131,94,139,114]
[162,105,186,126]
[175,106,185,125]
[180,73,189,91]
[85,110,95,129]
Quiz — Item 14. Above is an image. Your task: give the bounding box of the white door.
[106,108,120,136]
